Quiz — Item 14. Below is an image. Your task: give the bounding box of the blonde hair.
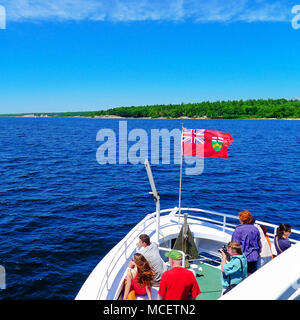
[227,241,242,255]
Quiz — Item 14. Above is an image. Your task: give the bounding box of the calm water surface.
[0,117,299,299]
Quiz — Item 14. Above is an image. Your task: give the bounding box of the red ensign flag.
[182,128,234,159]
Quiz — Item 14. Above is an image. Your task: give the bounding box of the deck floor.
[194,263,222,300]
[122,263,222,300]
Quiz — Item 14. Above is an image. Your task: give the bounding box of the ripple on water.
[0,118,299,299]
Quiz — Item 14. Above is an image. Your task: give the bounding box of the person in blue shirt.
[220,241,248,294]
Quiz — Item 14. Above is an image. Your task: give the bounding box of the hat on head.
[165,250,183,260]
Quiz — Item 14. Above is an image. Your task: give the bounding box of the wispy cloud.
[0,4,6,29]
[0,0,294,23]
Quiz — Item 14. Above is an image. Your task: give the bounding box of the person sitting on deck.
[221,241,247,295]
[136,234,167,286]
[274,223,292,256]
[158,250,201,300]
[123,253,155,300]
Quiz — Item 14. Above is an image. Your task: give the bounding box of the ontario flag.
[181,128,234,159]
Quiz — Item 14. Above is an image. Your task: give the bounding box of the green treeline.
[93,99,300,119]
[4,98,300,119]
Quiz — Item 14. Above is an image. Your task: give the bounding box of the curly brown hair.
[133,253,155,287]
[238,210,253,224]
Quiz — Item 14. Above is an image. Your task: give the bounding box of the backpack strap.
[226,257,244,286]
[236,257,244,278]
[275,236,283,253]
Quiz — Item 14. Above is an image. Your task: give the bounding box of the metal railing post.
[223,216,226,232]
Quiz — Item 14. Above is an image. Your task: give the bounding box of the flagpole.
[178,124,184,226]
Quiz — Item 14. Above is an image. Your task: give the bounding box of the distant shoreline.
[2,114,300,120]
[1,98,299,120]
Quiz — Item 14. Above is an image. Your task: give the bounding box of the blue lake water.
[0,117,299,299]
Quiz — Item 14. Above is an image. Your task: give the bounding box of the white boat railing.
[171,207,300,244]
[95,209,180,299]
[158,247,186,269]
[96,213,158,299]
[93,207,299,299]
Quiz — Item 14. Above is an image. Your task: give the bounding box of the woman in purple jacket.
[232,210,261,275]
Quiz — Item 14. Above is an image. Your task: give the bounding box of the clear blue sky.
[0,0,299,114]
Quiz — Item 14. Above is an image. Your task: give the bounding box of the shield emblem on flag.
[212,137,223,152]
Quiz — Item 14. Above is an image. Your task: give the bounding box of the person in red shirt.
[158,250,201,300]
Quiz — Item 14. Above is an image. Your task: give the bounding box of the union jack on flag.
[181,127,205,157]
[181,127,234,159]
[182,128,205,144]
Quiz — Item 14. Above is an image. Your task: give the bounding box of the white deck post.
[178,125,184,224]
[155,192,160,244]
[223,216,226,232]
[144,159,160,244]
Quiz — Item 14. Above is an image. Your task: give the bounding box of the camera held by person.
[218,244,230,261]
[221,242,248,294]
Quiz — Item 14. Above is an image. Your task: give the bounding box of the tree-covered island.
[2,98,300,119]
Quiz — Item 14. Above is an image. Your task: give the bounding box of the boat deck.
[132,262,222,300]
